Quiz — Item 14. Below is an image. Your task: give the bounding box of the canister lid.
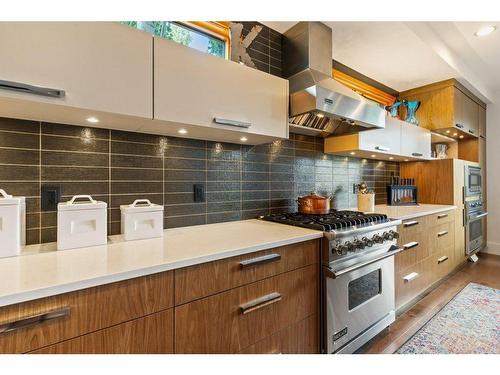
[0,189,24,206]
[58,195,107,211]
[120,199,164,213]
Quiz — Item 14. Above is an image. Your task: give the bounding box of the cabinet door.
[359,116,401,155]
[0,22,153,118]
[153,37,288,140]
[454,88,479,136]
[400,123,431,159]
[479,106,486,138]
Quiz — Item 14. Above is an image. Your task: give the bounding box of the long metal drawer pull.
[0,307,70,335]
[456,123,464,129]
[437,256,449,264]
[403,272,419,283]
[412,152,423,157]
[469,129,475,134]
[375,146,390,152]
[402,241,419,250]
[213,117,251,129]
[240,292,282,315]
[473,212,488,220]
[326,246,406,279]
[403,221,419,227]
[0,79,65,98]
[437,230,449,237]
[437,213,448,219]
[239,253,281,269]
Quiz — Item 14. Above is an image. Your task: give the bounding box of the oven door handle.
[325,245,406,279]
[469,212,488,221]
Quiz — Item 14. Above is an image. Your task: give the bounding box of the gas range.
[260,210,403,354]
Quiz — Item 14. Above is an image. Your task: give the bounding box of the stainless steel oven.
[466,199,487,255]
[465,165,482,197]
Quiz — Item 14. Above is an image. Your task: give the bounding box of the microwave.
[465,165,482,197]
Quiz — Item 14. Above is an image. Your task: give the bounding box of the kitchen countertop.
[369,204,457,221]
[0,219,323,308]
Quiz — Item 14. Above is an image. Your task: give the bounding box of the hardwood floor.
[359,253,500,354]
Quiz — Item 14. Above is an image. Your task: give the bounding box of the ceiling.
[262,21,500,103]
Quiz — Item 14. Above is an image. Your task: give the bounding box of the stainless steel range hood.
[283,22,386,137]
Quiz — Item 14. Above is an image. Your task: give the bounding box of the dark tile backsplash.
[0,117,399,245]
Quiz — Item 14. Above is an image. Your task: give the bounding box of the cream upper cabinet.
[0,22,153,119]
[358,116,402,155]
[400,123,431,160]
[152,36,288,141]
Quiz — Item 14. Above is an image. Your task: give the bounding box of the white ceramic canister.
[120,199,164,241]
[0,189,25,258]
[57,195,108,251]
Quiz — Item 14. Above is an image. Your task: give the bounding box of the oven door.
[466,211,488,255]
[324,254,395,353]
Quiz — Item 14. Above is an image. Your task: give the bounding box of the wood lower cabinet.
[395,210,458,310]
[0,239,320,354]
[31,309,174,354]
[174,264,319,353]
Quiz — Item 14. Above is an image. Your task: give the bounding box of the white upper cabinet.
[358,116,402,156]
[152,36,288,142]
[400,123,432,160]
[0,22,153,119]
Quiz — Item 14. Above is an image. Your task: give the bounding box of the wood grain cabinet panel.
[175,240,319,305]
[30,309,174,354]
[174,264,318,354]
[238,314,319,354]
[0,272,173,354]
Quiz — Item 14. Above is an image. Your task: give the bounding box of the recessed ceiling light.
[178,129,187,135]
[453,133,458,136]
[86,117,99,124]
[404,159,409,162]
[459,135,464,139]
[389,157,394,160]
[475,25,496,37]
[350,151,356,155]
[316,113,324,118]
[446,130,451,134]
[240,136,248,142]
[371,154,376,158]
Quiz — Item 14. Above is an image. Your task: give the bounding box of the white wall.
[486,91,500,255]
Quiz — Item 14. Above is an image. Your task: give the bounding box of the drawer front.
[433,250,453,281]
[30,309,174,354]
[395,229,428,272]
[238,314,319,354]
[0,272,174,354]
[395,261,430,309]
[430,210,455,226]
[175,239,319,305]
[432,221,454,254]
[175,264,318,353]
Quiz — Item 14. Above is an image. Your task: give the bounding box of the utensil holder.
[357,193,375,212]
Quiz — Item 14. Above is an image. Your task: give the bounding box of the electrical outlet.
[194,184,205,203]
[41,185,62,211]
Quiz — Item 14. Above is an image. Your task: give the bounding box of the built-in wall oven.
[465,165,482,197]
[466,199,487,255]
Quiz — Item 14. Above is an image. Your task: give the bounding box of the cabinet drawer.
[430,210,455,226]
[395,234,428,272]
[433,250,453,281]
[0,272,173,354]
[238,314,319,354]
[175,239,319,305]
[30,309,174,354]
[395,261,430,309]
[433,222,454,254]
[174,264,318,353]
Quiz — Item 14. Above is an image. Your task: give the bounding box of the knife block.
[386,185,418,206]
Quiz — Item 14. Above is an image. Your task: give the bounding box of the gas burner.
[261,210,388,232]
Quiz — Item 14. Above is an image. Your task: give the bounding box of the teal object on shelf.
[385,100,403,118]
[404,100,421,126]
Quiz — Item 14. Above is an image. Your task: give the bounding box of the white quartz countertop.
[369,204,457,221]
[0,219,323,308]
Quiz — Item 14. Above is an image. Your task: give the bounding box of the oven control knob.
[345,241,356,253]
[383,231,394,241]
[354,239,365,250]
[389,230,399,239]
[362,236,374,247]
[372,234,384,244]
[338,244,349,255]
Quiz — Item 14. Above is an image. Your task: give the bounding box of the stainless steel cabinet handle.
[0,307,70,335]
[0,79,65,98]
[437,230,449,237]
[402,241,419,250]
[456,123,464,129]
[325,245,406,279]
[375,146,390,152]
[437,256,449,264]
[473,212,488,220]
[240,292,282,315]
[239,253,281,269]
[404,220,419,227]
[437,213,448,219]
[412,152,423,157]
[469,129,475,134]
[403,272,419,282]
[213,118,251,129]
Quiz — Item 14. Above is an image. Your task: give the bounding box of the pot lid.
[58,195,107,211]
[121,199,164,213]
[299,192,329,200]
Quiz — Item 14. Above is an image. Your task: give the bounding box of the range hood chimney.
[283,22,386,137]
